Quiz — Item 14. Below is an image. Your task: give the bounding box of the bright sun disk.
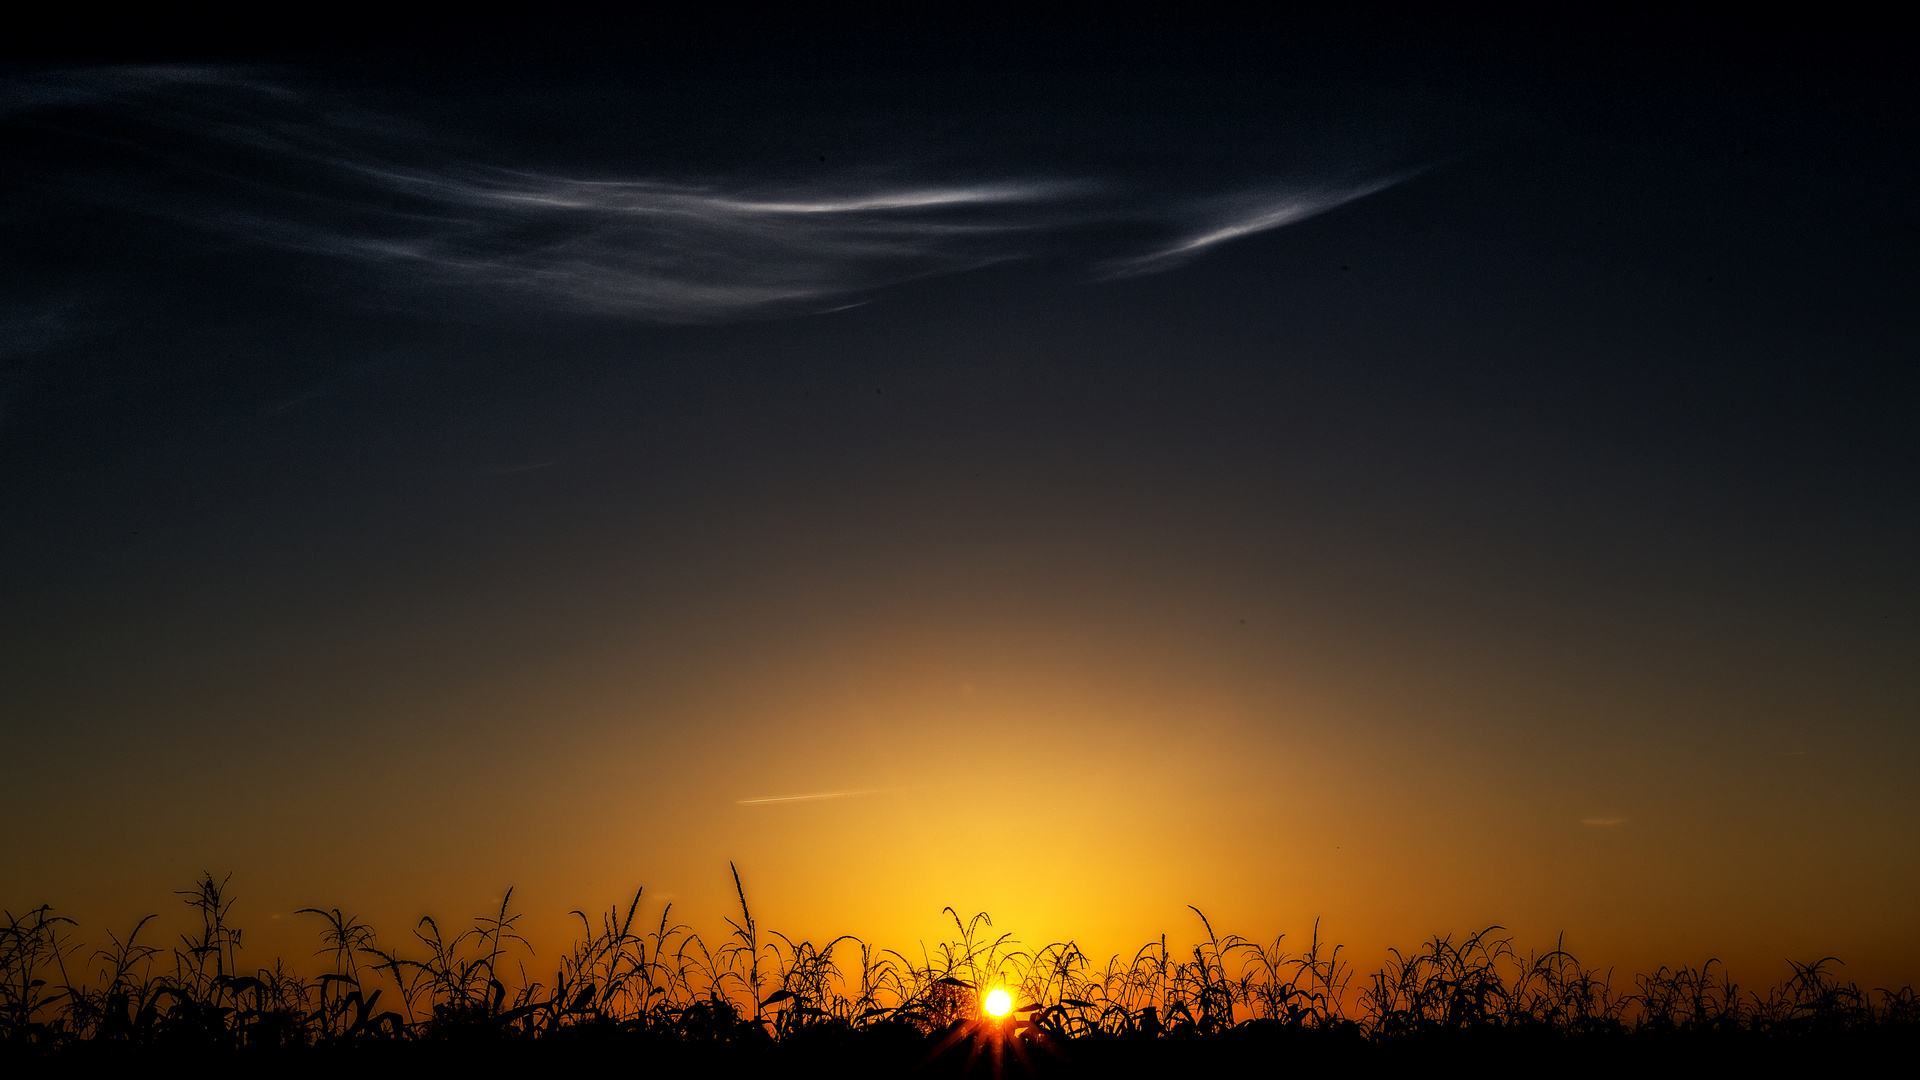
[983,987,1013,1018]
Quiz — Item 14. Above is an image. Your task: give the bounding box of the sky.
[3,15,1917,991]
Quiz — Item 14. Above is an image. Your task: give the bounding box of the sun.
[982,986,1013,1018]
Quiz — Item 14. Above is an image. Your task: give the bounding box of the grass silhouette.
[4,869,1916,1075]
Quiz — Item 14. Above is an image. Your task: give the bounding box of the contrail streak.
[736,789,887,805]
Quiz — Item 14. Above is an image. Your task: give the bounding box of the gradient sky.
[4,15,1916,991]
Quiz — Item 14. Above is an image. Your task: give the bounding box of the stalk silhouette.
[4,870,1916,1072]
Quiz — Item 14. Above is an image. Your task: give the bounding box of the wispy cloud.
[5,66,1417,323]
[225,168,1093,320]
[1099,176,1411,278]
[0,294,107,428]
[0,298,89,361]
[737,788,888,806]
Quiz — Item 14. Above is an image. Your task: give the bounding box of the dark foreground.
[12,1023,1917,1080]
[9,879,1917,1077]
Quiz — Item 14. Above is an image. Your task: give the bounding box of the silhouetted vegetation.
[5,868,1914,1075]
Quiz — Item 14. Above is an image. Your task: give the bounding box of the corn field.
[5,868,1915,1067]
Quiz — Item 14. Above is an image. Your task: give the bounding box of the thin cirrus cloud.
[736,789,890,806]
[227,167,1101,320]
[7,66,1415,323]
[1097,177,1411,279]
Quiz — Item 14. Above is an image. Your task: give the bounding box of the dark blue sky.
[3,13,1916,978]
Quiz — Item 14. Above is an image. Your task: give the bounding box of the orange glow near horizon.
[5,474,1919,998]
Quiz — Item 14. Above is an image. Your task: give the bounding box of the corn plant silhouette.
[5,867,1919,1066]
[0,905,75,1044]
[913,910,1069,1078]
[916,982,1068,1079]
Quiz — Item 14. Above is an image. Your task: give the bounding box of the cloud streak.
[1099,176,1411,278]
[736,789,888,805]
[235,168,1094,320]
[6,67,1417,323]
